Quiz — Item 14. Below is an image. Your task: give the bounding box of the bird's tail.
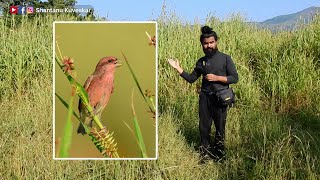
[77,116,93,135]
[77,110,87,135]
[77,123,86,135]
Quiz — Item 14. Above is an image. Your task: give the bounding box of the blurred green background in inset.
[54,22,156,158]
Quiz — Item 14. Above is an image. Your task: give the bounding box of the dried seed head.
[62,57,75,74]
[149,36,156,47]
[144,89,154,98]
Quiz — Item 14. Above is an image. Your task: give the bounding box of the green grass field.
[0,11,319,179]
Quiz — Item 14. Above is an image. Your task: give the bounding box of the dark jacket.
[180,51,238,92]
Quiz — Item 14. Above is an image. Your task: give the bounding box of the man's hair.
[200,26,218,43]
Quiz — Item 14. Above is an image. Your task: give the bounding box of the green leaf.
[55,92,90,134]
[121,51,155,113]
[59,95,74,158]
[55,93,80,120]
[131,90,148,158]
[66,74,89,103]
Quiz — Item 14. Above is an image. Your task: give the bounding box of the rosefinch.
[77,56,121,135]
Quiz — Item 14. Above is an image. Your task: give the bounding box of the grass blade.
[55,92,90,134]
[131,90,148,158]
[121,51,155,113]
[58,94,74,158]
[55,93,80,120]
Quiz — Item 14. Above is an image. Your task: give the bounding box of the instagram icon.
[27,6,34,14]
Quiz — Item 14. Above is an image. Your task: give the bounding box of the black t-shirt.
[180,51,238,92]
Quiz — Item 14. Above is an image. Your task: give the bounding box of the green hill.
[257,6,320,31]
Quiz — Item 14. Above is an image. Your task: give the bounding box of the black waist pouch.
[215,88,235,107]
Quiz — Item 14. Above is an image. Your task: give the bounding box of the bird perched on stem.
[77,56,121,135]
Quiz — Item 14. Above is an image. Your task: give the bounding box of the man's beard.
[203,48,217,57]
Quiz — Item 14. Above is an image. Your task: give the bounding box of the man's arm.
[225,56,238,84]
[168,59,201,83]
[180,69,201,83]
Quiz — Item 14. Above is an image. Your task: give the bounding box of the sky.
[75,0,320,22]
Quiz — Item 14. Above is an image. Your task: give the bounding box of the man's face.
[202,36,217,56]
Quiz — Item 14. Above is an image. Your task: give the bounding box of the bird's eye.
[108,59,113,63]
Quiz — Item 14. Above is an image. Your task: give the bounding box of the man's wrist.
[176,67,183,74]
[218,76,228,83]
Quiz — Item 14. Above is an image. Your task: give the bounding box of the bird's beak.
[116,59,122,67]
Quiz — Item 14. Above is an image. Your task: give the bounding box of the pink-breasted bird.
[77,56,121,135]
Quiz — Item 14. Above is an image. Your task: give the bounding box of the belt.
[201,89,215,96]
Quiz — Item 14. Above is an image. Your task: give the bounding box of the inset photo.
[53,22,157,159]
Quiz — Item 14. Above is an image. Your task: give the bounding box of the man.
[168,26,238,162]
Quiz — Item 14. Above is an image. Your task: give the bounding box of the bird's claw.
[89,109,97,119]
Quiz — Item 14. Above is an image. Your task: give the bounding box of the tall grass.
[0,10,319,179]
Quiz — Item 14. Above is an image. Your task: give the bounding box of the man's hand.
[206,74,227,83]
[167,59,180,69]
[167,59,183,74]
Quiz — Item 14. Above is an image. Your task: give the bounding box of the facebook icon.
[18,6,26,15]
